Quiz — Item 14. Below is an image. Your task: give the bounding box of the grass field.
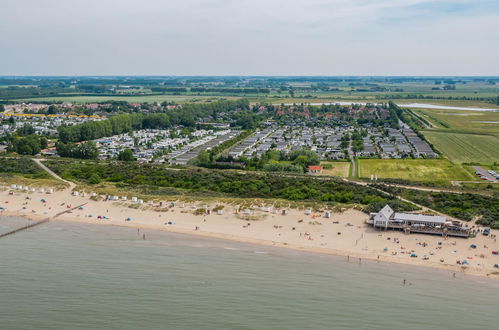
[423,131,499,164]
[18,95,241,104]
[319,161,350,177]
[15,93,499,110]
[413,108,499,136]
[357,159,474,183]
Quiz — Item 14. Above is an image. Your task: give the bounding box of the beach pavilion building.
[368,205,469,238]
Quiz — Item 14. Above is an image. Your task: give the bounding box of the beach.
[1,185,498,278]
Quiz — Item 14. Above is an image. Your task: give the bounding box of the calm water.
[1,216,498,330]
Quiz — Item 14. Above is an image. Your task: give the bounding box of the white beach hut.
[131,197,138,202]
[121,196,127,201]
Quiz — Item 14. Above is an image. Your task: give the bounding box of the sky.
[1,0,498,76]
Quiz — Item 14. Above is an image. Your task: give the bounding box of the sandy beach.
[1,185,498,278]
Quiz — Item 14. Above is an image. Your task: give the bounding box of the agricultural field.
[412,108,499,136]
[357,159,474,183]
[18,95,239,104]
[422,131,499,164]
[319,161,350,177]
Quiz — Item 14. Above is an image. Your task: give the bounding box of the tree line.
[57,99,251,143]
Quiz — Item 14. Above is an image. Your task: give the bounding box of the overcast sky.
[1,0,498,76]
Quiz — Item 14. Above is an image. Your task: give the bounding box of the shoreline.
[1,186,499,279]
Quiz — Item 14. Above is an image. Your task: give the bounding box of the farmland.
[17,95,239,104]
[423,131,499,164]
[357,159,474,183]
[412,108,499,136]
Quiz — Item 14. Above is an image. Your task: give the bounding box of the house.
[307,165,323,174]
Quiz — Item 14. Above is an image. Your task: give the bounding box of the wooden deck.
[368,222,469,238]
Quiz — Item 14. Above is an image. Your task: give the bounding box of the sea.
[1,216,498,330]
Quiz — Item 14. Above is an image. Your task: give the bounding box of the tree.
[16,124,35,136]
[56,141,99,159]
[118,148,135,161]
[40,137,48,149]
[88,173,101,184]
[190,150,211,166]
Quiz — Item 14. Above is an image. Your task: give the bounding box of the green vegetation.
[413,108,499,137]
[2,77,498,108]
[117,149,135,161]
[213,149,321,174]
[56,99,254,143]
[0,157,49,178]
[374,184,499,228]
[358,159,473,184]
[43,159,417,213]
[2,125,48,155]
[56,141,99,159]
[422,132,499,165]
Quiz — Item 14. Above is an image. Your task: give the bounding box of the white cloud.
[0,0,497,75]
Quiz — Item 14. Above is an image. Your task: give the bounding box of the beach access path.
[33,158,75,190]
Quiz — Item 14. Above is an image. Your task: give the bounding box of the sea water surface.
[1,216,498,330]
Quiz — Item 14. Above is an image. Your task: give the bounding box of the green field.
[18,95,242,104]
[319,161,350,177]
[357,159,474,183]
[412,108,499,136]
[423,131,499,164]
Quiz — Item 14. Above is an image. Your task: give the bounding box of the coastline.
[1,186,498,279]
